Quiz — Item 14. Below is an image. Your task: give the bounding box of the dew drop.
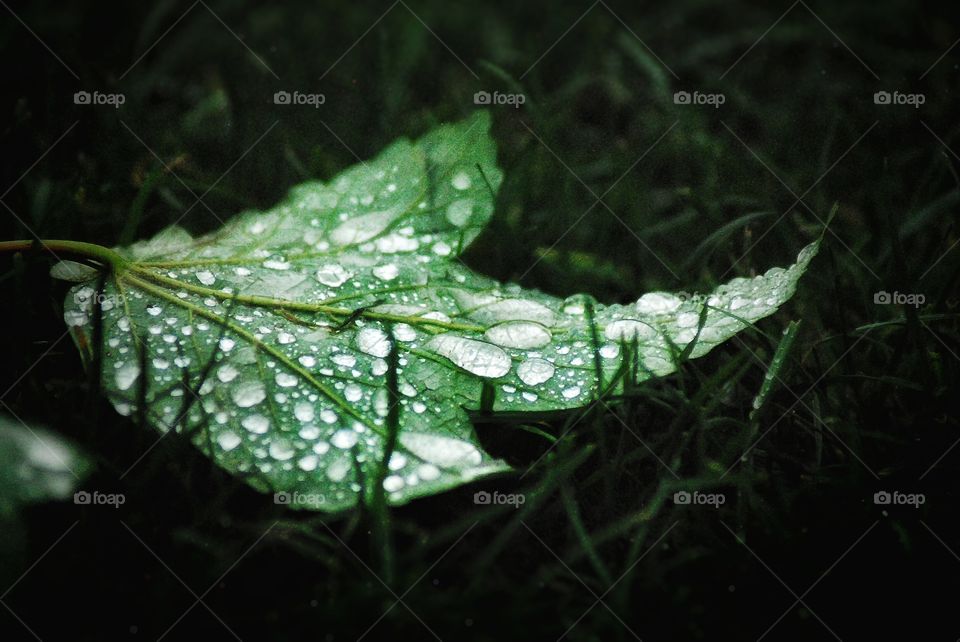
[268,439,295,461]
[394,324,416,342]
[316,263,352,287]
[331,429,359,449]
[115,363,141,391]
[383,475,404,492]
[299,424,321,439]
[446,199,473,226]
[451,170,472,190]
[599,343,620,359]
[331,353,357,368]
[562,386,582,399]
[426,335,510,378]
[605,319,657,342]
[326,457,351,482]
[217,431,241,451]
[517,358,555,385]
[294,402,315,422]
[356,327,391,358]
[344,384,363,403]
[232,381,266,407]
[241,414,269,434]
[388,452,407,471]
[217,364,239,383]
[399,432,482,467]
[372,263,399,281]
[484,321,552,349]
[417,463,441,480]
[635,292,682,314]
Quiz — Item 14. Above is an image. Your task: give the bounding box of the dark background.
[1,0,959,640]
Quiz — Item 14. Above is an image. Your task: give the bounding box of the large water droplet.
[331,353,357,368]
[517,358,555,385]
[446,198,473,226]
[383,475,404,492]
[484,321,552,349]
[426,335,511,378]
[399,432,482,468]
[605,319,658,342]
[115,363,141,391]
[294,402,315,422]
[331,429,359,449]
[316,264,352,287]
[241,414,269,434]
[451,170,472,190]
[232,381,266,407]
[217,364,239,383]
[268,439,295,460]
[356,327,391,358]
[635,292,682,315]
[344,384,363,402]
[562,386,582,399]
[217,431,241,451]
[326,456,351,481]
[372,263,399,281]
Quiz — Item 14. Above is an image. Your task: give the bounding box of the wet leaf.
[59,112,818,512]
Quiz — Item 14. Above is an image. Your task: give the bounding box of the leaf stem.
[0,239,129,270]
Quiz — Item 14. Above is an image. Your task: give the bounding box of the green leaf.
[58,111,819,512]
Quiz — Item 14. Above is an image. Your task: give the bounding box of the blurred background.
[1,0,958,639]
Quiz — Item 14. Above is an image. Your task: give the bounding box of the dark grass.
[1,0,959,640]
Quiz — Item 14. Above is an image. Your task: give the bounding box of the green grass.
[1,0,958,639]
